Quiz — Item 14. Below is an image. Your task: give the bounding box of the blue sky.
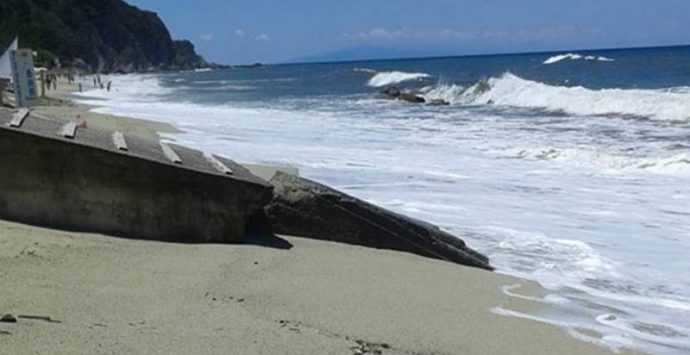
[128,0,690,64]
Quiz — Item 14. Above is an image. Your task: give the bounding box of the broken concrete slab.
[241,163,299,181]
[264,172,493,271]
[0,108,272,243]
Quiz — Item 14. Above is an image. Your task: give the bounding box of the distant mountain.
[0,0,208,72]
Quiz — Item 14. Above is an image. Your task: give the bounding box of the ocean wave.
[483,226,617,287]
[420,83,467,103]
[419,73,690,121]
[196,84,256,92]
[367,71,431,87]
[502,147,690,175]
[354,67,378,74]
[74,74,175,102]
[543,53,615,64]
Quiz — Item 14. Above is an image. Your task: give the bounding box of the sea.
[75,45,690,354]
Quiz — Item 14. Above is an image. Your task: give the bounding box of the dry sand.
[0,77,637,354]
[0,220,632,355]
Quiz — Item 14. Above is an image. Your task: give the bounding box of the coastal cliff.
[0,0,207,72]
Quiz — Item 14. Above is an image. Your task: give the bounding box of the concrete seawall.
[0,108,272,243]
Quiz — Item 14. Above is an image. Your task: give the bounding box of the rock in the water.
[400,93,426,103]
[264,172,493,270]
[0,314,17,323]
[380,88,429,104]
[381,87,401,98]
[428,99,450,106]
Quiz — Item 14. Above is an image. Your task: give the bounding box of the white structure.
[9,48,38,107]
[0,37,18,83]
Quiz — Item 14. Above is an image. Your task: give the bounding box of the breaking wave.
[543,53,615,64]
[419,73,690,121]
[502,147,690,175]
[367,70,432,87]
[354,67,378,74]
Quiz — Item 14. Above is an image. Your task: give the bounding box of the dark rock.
[380,88,428,104]
[0,0,208,72]
[0,314,17,323]
[234,63,263,69]
[381,87,401,98]
[428,99,450,106]
[264,172,493,271]
[400,93,426,103]
[171,40,208,70]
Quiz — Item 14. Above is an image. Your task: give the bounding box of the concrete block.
[0,109,272,243]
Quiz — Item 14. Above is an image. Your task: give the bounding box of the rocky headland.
[0,0,212,72]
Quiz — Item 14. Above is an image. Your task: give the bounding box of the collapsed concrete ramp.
[265,172,493,270]
[0,108,272,243]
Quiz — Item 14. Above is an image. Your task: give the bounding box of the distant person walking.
[107,81,112,92]
[93,77,97,87]
[45,75,52,90]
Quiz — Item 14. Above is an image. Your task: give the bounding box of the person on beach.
[107,81,112,91]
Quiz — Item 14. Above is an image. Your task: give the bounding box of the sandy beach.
[0,78,637,354]
[30,79,179,141]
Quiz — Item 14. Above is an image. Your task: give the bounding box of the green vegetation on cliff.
[0,0,208,72]
[172,40,208,70]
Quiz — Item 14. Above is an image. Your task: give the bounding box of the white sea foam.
[487,226,617,286]
[543,53,615,64]
[421,83,467,103]
[74,74,175,102]
[480,73,690,121]
[423,73,690,121]
[502,147,690,175]
[492,307,627,351]
[354,67,378,74]
[367,71,431,87]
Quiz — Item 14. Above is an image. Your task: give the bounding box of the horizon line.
[263,42,690,67]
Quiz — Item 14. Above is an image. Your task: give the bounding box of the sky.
[128,0,690,64]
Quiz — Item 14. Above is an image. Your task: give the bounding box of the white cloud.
[255,34,270,42]
[235,29,245,38]
[199,34,213,42]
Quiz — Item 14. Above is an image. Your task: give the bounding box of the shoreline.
[0,77,637,354]
[33,78,181,141]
